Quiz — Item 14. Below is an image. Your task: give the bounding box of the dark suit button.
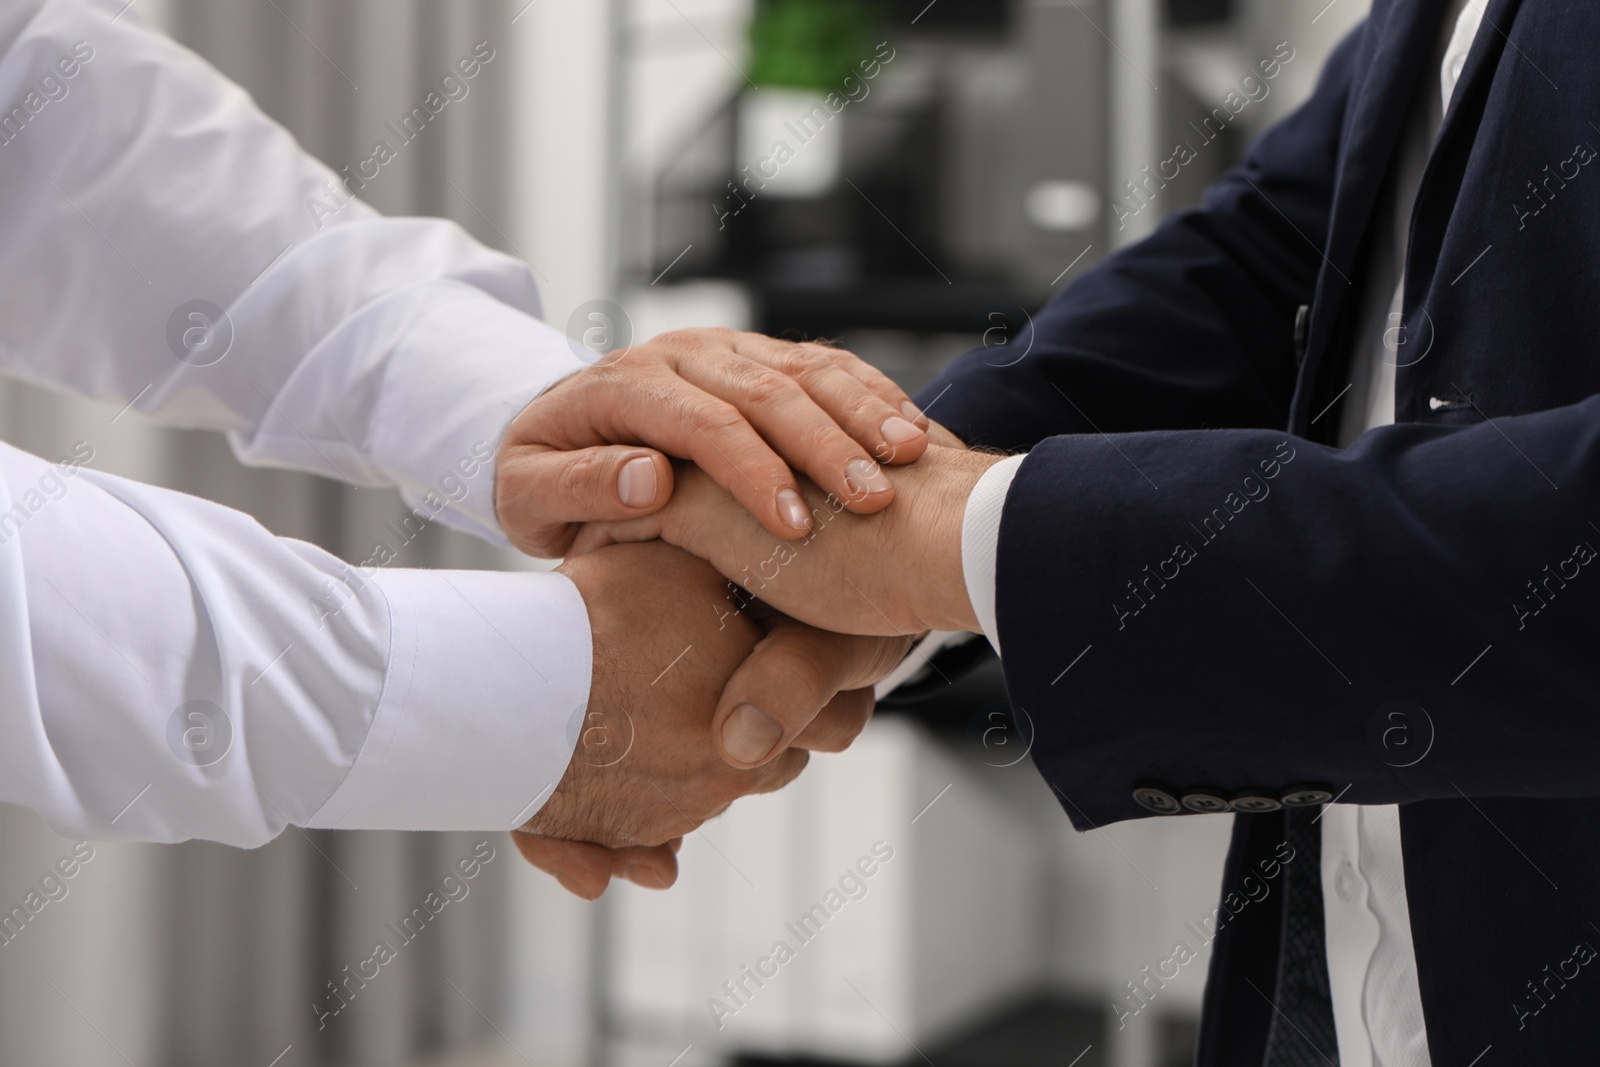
[1132,784,1181,814]
[1281,785,1335,807]
[1229,791,1282,813]
[1180,790,1230,813]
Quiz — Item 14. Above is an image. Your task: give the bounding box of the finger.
[609,841,681,890]
[675,356,900,514]
[728,337,929,477]
[498,445,675,544]
[652,749,809,839]
[563,373,817,539]
[744,336,922,426]
[814,343,933,434]
[743,746,810,795]
[513,832,682,897]
[792,361,928,468]
[691,340,926,474]
[510,832,617,900]
[566,518,627,557]
[792,687,876,753]
[714,620,912,768]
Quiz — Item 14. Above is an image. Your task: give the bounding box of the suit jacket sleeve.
[920,20,1600,829]
[919,27,1363,450]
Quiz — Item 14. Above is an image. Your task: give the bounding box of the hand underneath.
[572,445,1007,638]
[496,329,932,557]
[512,541,900,897]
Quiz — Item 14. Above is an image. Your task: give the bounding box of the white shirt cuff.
[306,567,589,832]
[961,454,1026,654]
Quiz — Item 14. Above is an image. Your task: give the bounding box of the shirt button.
[1335,861,1361,904]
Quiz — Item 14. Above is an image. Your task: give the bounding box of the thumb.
[498,445,675,554]
[713,619,912,769]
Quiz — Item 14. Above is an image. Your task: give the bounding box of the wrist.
[898,448,1006,633]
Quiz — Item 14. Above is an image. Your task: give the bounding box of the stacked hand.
[574,444,1006,637]
[496,328,932,556]
[512,541,909,898]
[498,330,946,898]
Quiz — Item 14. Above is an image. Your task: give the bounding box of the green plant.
[747,0,885,92]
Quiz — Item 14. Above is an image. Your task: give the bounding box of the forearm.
[999,399,1600,828]
[0,440,584,846]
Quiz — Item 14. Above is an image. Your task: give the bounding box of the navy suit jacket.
[917,0,1600,1059]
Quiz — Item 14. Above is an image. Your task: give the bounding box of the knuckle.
[862,637,912,682]
[770,346,814,375]
[639,330,690,360]
[770,341,830,376]
[735,365,797,408]
[687,396,747,437]
[555,449,614,508]
[798,419,851,457]
[797,341,843,367]
[846,390,890,425]
[759,639,835,704]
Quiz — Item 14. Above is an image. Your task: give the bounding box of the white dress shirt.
[0,0,593,846]
[1321,3,1477,1065]
[960,2,1485,1061]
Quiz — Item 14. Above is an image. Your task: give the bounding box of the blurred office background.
[0,1,1366,1066]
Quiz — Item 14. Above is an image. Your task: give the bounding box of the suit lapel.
[1434,0,1528,149]
[1403,0,1528,300]
[1290,0,1452,431]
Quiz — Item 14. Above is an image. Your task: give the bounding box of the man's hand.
[512,541,900,898]
[496,329,931,557]
[572,445,1008,639]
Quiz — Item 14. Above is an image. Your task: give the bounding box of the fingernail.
[901,400,926,425]
[622,864,668,889]
[722,703,783,764]
[845,457,891,497]
[778,488,812,532]
[880,415,923,445]
[617,455,657,508]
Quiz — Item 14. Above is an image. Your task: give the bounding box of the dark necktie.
[1263,805,1341,1067]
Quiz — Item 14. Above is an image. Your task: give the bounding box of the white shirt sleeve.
[0,442,589,846]
[960,454,1026,654]
[0,0,595,844]
[0,0,591,543]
